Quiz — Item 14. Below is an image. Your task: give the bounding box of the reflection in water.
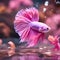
[11,54,40,60]
[0,44,60,60]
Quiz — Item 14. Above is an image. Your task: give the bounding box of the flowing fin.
[14,7,39,44]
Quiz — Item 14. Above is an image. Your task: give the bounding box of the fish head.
[39,22,51,33]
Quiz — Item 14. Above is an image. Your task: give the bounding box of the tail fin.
[14,7,39,43]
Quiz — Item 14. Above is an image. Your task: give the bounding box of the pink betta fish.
[14,7,51,47]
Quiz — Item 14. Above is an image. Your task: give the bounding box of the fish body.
[30,21,51,33]
[14,7,51,47]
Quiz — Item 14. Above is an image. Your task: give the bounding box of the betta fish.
[14,7,51,47]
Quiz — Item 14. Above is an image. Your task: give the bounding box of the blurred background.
[0,0,60,46]
[0,0,60,60]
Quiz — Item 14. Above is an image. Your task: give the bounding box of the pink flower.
[48,35,60,50]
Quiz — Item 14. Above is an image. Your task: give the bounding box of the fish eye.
[47,28,49,30]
